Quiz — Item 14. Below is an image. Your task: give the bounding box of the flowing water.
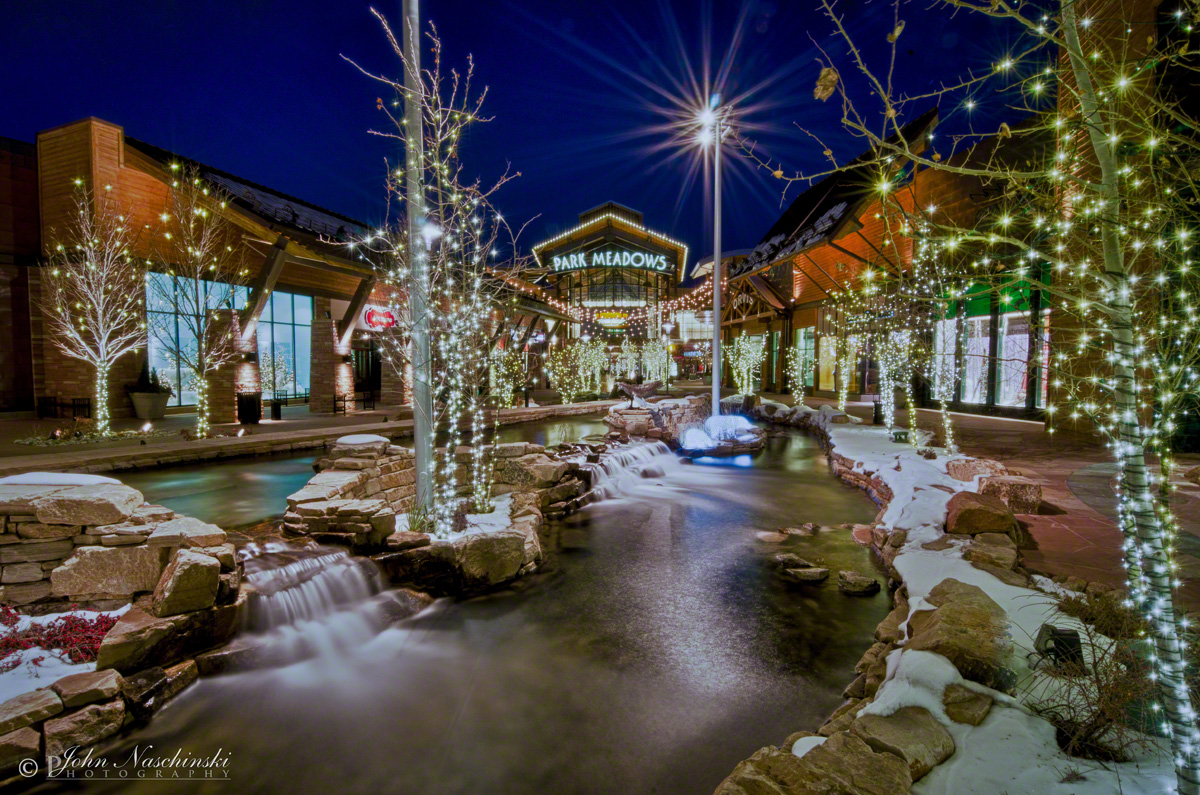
[44,417,886,794]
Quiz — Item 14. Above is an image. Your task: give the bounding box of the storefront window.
[960,316,991,404]
[146,277,312,405]
[818,335,836,392]
[795,327,816,388]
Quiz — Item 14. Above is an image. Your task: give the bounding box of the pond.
[47,417,886,794]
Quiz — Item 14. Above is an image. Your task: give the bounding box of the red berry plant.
[0,605,119,673]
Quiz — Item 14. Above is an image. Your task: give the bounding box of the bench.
[37,396,91,419]
[272,389,309,406]
[333,392,376,415]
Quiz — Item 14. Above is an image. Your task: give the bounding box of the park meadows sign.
[551,247,671,274]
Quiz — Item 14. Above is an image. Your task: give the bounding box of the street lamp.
[698,93,726,418]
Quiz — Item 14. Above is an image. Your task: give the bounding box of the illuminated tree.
[579,337,608,392]
[784,337,815,405]
[728,333,766,396]
[739,1,1200,785]
[347,16,536,529]
[40,185,147,435]
[546,342,590,404]
[617,337,640,378]
[490,346,528,409]
[642,339,672,384]
[147,168,247,438]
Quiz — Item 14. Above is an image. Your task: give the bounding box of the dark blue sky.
[3,1,1016,269]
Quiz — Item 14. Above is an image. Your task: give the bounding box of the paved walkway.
[750,390,1200,613]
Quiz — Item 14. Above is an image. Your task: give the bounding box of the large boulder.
[497,455,569,489]
[50,545,170,598]
[945,492,1017,536]
[838,570,881,596]
[0,485,68,514]
[0,689,62,735]
[946,458,1007,482]
[943,683,993,725]
[95,591,247,674]
[1,539,75,565]
[979,475,1042,514]
[906,578,1017,692]
[964,535,1019,570]
[151,549,220,617]
[32,485,143,526]
[50,669,123,708]
[43,699,125,759]
[147,516,227,548]
[849,706,955,781]
[714,731,911,795]
[453,531,526,587]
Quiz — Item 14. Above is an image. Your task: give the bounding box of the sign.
[551,248,671,273]
[362,306,397,330]
[595,310,627,327]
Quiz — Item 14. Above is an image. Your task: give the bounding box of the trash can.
[237,391,262,424]
[270,398,283,421]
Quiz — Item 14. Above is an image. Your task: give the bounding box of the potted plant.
[127,363,173,420]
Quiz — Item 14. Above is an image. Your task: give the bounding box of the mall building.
[531,203,689,341]
[0,116,561,422]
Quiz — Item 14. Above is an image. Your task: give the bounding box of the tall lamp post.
[700,94,725,418]
[403,0,434,514]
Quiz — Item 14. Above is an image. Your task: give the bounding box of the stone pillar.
[380,359,407,406]
[209,309,260,425]
[311,297,355,413]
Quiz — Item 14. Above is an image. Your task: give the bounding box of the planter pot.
[130,392,171,420]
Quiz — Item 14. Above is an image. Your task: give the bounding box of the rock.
[782,567,829,583]
[838,570,881,596]
[906,578,1017,692]
[875,603,909,644]
[1186,465,1200,487]
[819,698,866,736]
[453,530,526,587]
[715,731,912,795]
[498,454,569,489]
[95,590,247,674]
[130,504,174,525]
[850,706,955,781]
[2,562,45,584]
[945,491,1017,536]
[964,540,1018,570]
[161,660,198,703]
[50,669,123,708]
[119,667,168,721]
[946,458,1007,481]
[151,549,220,617]
[0,581,52,605]
[0,539,74,564]
[197,543,236,572]
[979,475,1042,514]
[14,522,80,540]
[386,531,432,552]
[773,553,811,569]
[969,560,1031,588]
[146,516,227,548]
[943,683,992,725]
[781,522,819,536]
[0,726,40,772]
[0,689,63,735]
[754,531,788,543]
[0,485,68,514]
[51,545,169,598]
[43,699,124,758]
[32,485,143,527]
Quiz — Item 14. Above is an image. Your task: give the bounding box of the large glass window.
[256,291,313,399]
[961,316,991,404]
[146,277,312,405]
[795,327,816,388]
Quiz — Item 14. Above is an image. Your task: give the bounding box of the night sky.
[3,1,1017,272]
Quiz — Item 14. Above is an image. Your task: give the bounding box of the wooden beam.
[801,253,847,293]
[793,262,830,299]
[338,277,376,347]
[851,231,904,276]
[239,235,289,340]
[518,316,541,347]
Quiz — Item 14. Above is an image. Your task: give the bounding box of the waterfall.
[236,542,406,664]
[575,440,677,500]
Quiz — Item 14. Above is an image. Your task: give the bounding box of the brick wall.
[208,310,260,424]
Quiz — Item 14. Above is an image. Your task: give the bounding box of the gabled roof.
[730,107,938,281]
[125,137,370,244]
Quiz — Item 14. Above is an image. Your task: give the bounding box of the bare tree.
[345,14,538,531]
[147,168,249,438]
[40,185,147,435]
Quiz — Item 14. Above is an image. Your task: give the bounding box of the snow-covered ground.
[0,604,130,703]
[793,409,1175,794]
[393,491,515,541]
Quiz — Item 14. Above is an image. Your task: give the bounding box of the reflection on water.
[55,420,886,795]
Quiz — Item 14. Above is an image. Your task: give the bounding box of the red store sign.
[362,306,397,330]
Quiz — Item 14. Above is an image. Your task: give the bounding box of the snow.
[790,735,827,758]
[0,604,130,704]
[394,493,515,541]
[336,434,390,446]
[705,415,753,441]
[0,473,120,486]
[794,409,1178,794]
[680,428,717,451]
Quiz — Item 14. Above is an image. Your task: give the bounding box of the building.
[0,117,560,423]
[531,202,689,341]
[716,108,1056,419]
